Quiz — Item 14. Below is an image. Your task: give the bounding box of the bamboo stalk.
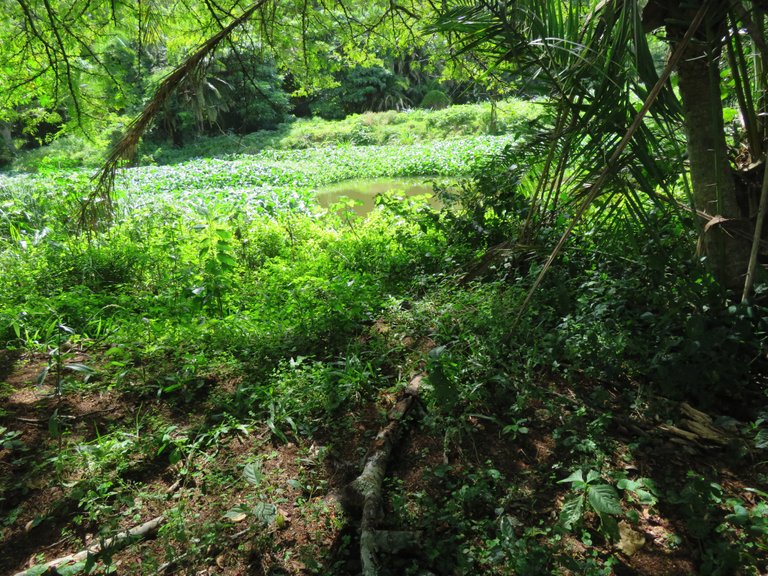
[742,159,768,302]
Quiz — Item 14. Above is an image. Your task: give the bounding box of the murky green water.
[316,178,444,215]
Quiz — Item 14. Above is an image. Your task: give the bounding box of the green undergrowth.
[144,99,544,165]
[1,127,768,575]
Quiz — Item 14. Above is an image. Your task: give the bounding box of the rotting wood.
[658,424,700,443]
[657,402,734,447]
[346,374,423,576]
[13,515,165,576]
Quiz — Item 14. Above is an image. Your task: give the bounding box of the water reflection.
[316,178,444,215]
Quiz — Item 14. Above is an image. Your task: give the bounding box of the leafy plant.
[192,216,238,315]
[224,461,282,528]
[724,488,768,556]
[0,426,26,452]
[616,476,658,507]
[558,470,622,540]
[36,322,97,396]
[420,90,451,110]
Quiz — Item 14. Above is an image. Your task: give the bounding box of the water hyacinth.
[0,135,519,233]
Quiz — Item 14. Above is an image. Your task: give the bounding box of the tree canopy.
[1,0,452,155]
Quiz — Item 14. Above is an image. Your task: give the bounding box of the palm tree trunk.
[677,40,750,289]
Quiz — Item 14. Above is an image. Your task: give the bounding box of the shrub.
[420,90,451,110]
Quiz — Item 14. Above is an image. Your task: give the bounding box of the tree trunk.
[0,122,15,158]
[676,34,750,290]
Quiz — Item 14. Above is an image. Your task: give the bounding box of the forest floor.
[2,103,767,575]
[2,337,765,576]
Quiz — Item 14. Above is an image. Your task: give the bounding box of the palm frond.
[509,0,712,327]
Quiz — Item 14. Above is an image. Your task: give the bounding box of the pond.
[316,178,446,215]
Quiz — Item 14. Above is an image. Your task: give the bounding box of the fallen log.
[14,515,165,576]
[346,374,423,576]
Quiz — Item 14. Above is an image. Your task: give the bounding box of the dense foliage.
[2,102,768,574]
[3,0,768,574]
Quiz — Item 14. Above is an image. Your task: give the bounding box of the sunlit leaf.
[587,484,622,516]
[558,470,584,486]
[560,494,584,530]
[253,502,276,525]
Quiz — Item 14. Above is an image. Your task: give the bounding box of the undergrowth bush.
[5,107,768,576]
[429,147,768,412]
[527,216,767,408]
[420,90,451,110]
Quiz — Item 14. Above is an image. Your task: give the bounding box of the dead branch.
[14,515,165,576]
[346,374,423,576]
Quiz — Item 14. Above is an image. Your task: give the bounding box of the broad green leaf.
[586,470,600,484]
[168,448,182,465]
[722,107,738,123]
[218,254,237,267]
[587,484,622,516]
[266,419,288,443]
[559,494,584,530]
[253,502,277,525]
[755,429,768,449]
[558,470,585,486]
[224,505,249,522]
[633,487,655,505]
[287,479,303,490]
[243,462,264,487]
[428,345,447,359]
[616,478,629,490]
[617,478,657,505]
